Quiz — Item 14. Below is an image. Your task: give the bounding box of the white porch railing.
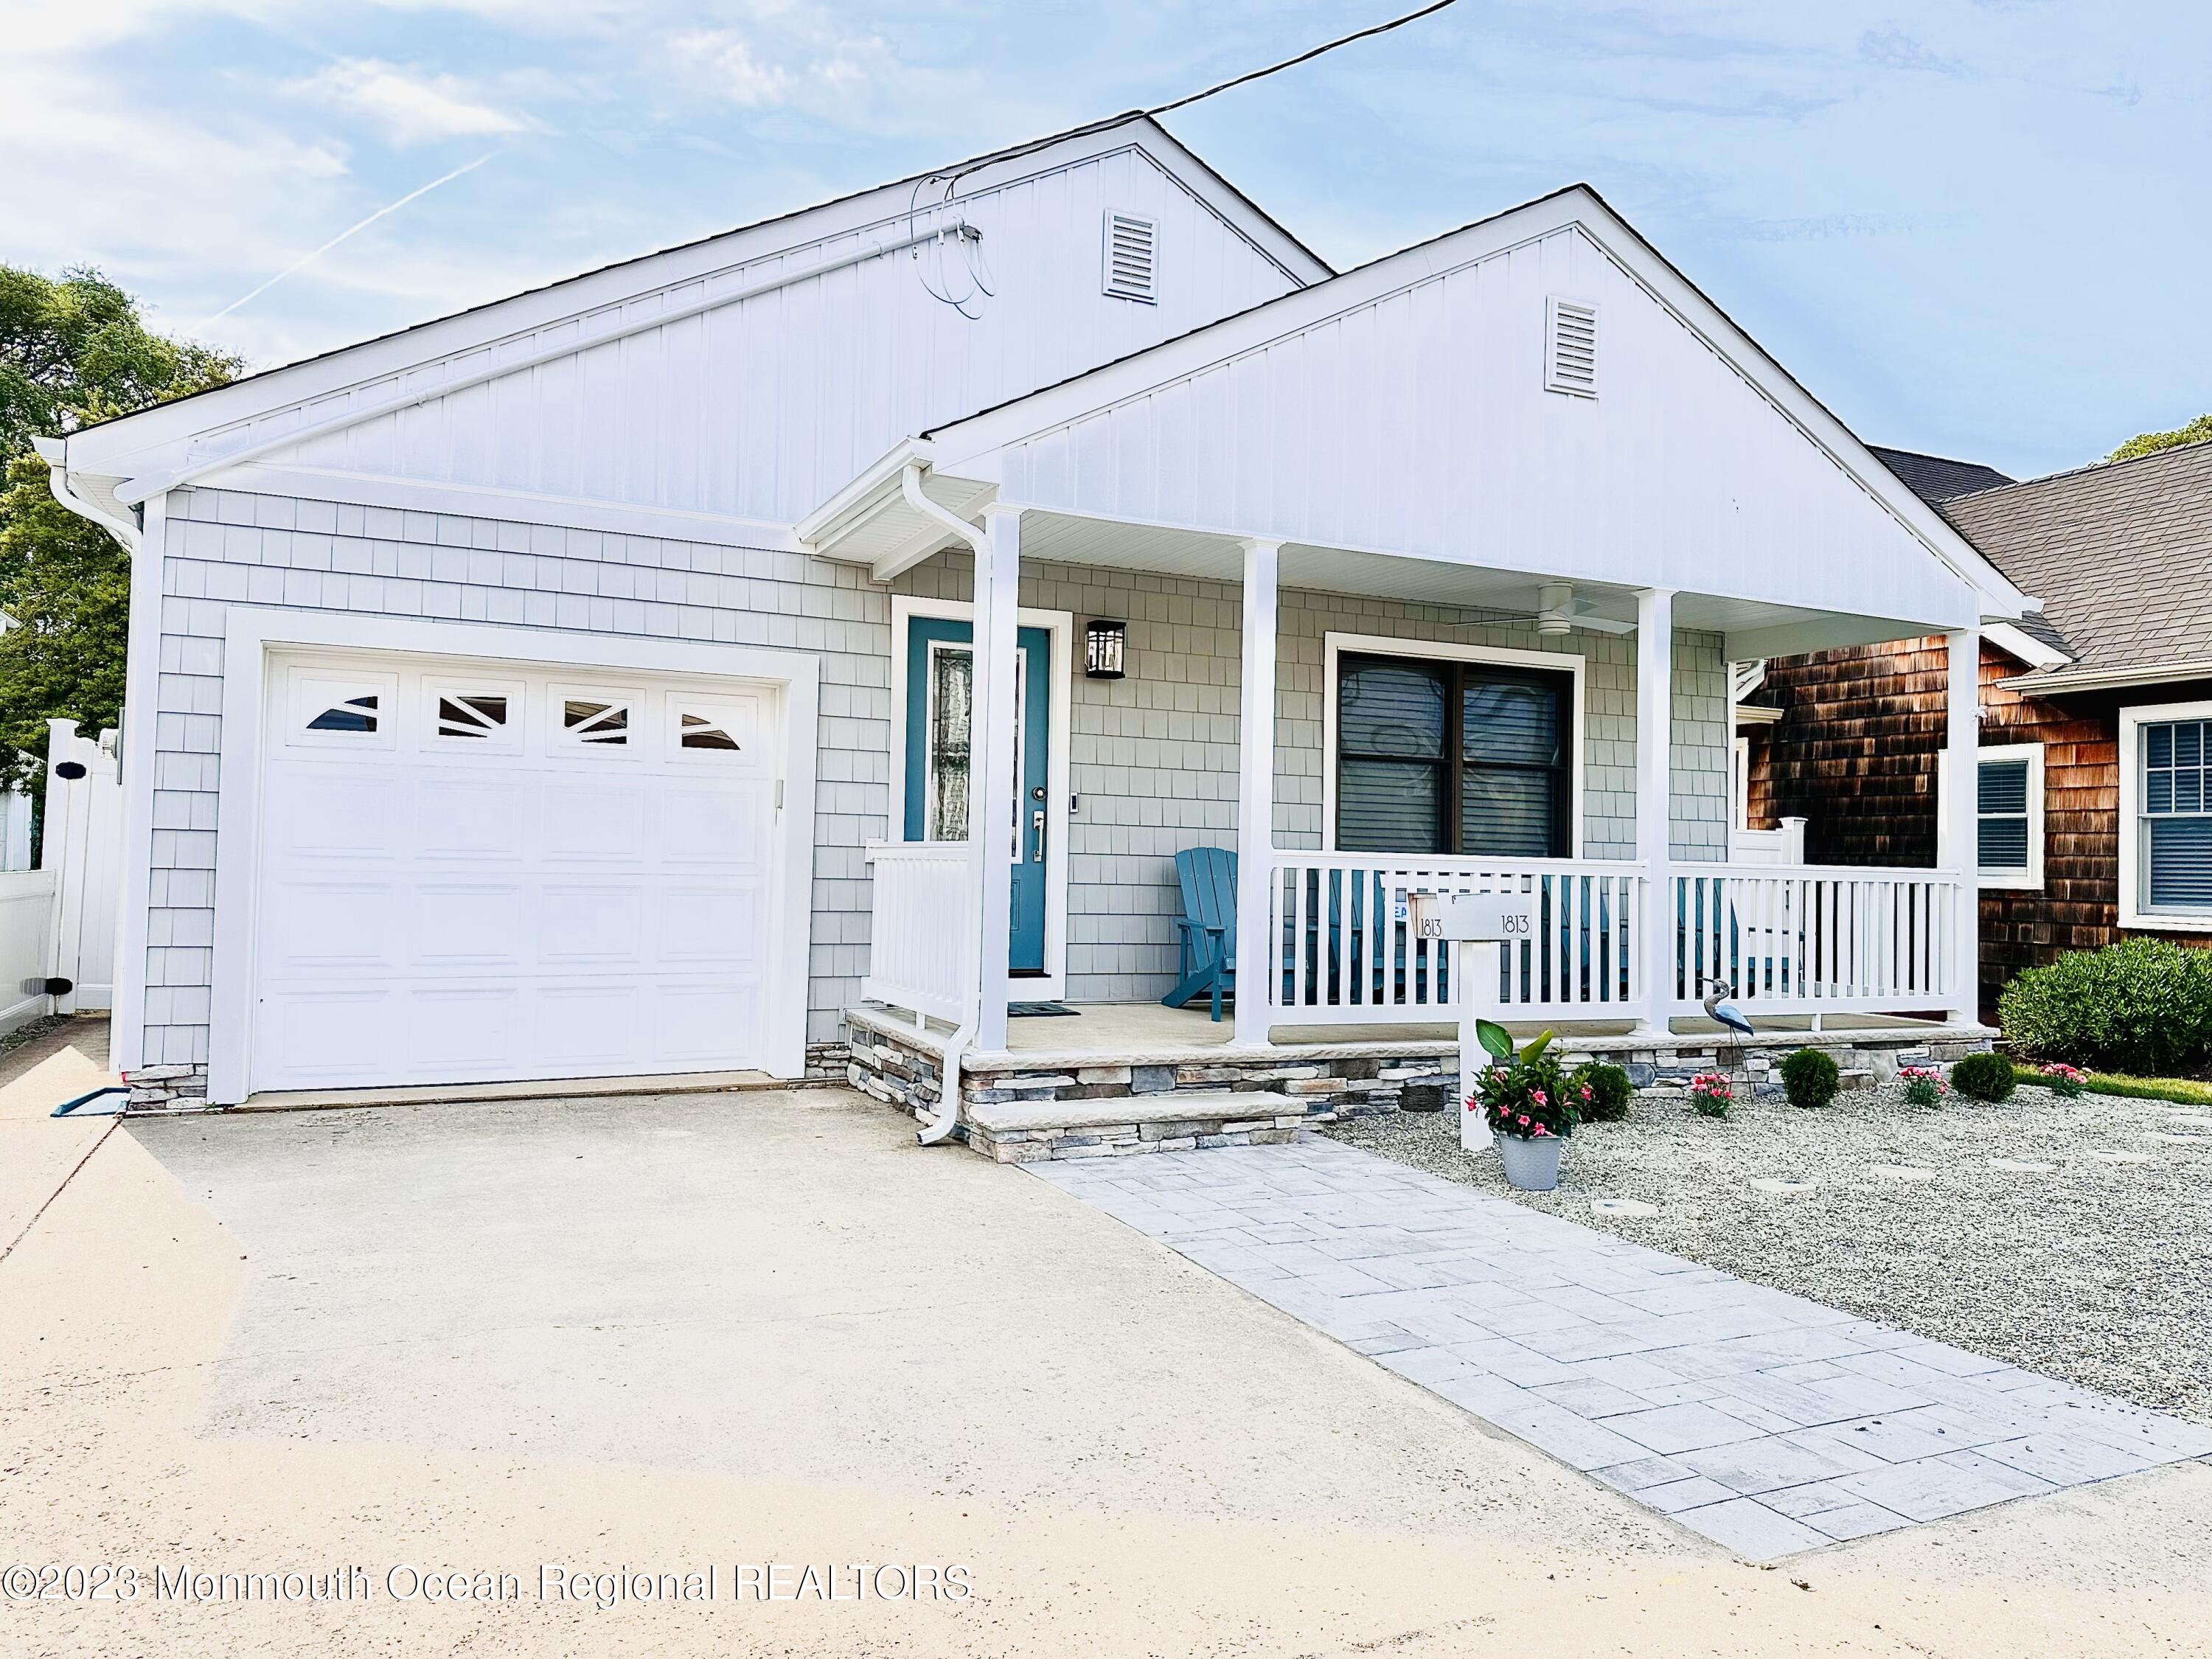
[1266,855,1649,1023]
[1673,865,1964,1018]
[861,841,974,1026]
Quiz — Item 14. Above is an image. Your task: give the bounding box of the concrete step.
[967,1090,1299,1137]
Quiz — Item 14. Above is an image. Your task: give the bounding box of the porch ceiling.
[799,463,1947,656]
[987,507,1954,657]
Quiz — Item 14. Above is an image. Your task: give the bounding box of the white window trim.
[1732,734,1752,832]
[2120,698,2212,930]
[1975,742,2044,891]
[1321,630,1586,858]
[888,595,1073,1001]
[206,608,821,1102]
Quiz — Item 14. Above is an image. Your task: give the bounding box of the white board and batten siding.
[933,214,1990,638]
[198,150,1312,531]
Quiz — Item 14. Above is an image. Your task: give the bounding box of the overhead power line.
[1147,0,1461,116]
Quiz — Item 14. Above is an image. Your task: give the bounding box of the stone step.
[967,1091,1300,1137]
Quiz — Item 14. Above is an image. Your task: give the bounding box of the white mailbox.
[1405,890,1530,1156]
[1409,891,1536,945]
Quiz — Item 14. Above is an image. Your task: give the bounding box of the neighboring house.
[41,113,2028,1122]
[1747,438,2212,1016]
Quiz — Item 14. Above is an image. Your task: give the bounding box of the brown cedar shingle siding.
[1752,638,2212,1015]
[1756,637,1952,869]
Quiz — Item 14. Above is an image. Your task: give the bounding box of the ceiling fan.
[1490,582,1638,638]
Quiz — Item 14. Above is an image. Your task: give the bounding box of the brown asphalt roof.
[1933,437,2212,680]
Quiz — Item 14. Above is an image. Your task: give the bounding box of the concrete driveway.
[4,1059,2211,1656]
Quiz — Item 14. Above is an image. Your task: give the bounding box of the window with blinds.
[1335,653,1572,856]
[2142,719,2212,911]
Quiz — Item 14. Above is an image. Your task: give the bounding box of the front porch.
[818,493,1997,1155]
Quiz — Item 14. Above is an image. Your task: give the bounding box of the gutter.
[32,437,141,552]
[1998,658,2212,696]
[892,461,992,1147]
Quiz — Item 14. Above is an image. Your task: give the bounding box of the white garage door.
[250,648,779,1092]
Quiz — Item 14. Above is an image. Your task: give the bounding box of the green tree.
[2110,414,2212,462]
[0,265,241,793]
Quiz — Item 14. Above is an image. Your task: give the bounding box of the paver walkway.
[1032,1138,2212,1560]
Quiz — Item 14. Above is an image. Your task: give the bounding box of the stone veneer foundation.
[842,1004,1996,1163]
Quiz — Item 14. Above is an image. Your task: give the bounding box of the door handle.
[1032,808,1046,863]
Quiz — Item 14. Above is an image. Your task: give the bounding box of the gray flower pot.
[1497,1133,1562,1192]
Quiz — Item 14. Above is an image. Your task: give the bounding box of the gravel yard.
[1323,1082,2212,1424]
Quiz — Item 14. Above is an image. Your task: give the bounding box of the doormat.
[1007,1002,1079,1018]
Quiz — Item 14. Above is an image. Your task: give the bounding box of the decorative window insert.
[307,695,380,734]
[1102,212,1158,304]
[560,696,632,748]
[1545,297,1598,397]
[288,669,400,750]
[921,641,1027,857]
[437,694,509,740]
[1334,653,1573,857]
[678,712,741,751]
[1976,744,2042,889]
[2140,719,2212,913]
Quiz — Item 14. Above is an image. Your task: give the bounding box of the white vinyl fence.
[0,720,125,1037]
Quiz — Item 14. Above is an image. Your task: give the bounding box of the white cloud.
[293,58,529,145]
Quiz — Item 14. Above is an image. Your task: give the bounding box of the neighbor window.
[2139,718,2212,913]
[1976,745,2042,888]
[1335,653,1573,856]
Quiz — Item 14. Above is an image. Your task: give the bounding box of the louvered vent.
[1545,297,1598,397]
[1102,212,1158,304]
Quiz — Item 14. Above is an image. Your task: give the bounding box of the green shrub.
[1998,938,2212,1074]
[1950,1051,2016,1103]
[1570,1062,1634,1124]
[1779,1047,1840,1109]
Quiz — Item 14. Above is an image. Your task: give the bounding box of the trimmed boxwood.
[1998,938,2212,1075]
[1779,1047,1840,1109]
[1950,1051,2016,1103]
[1570,1061,1635,1124]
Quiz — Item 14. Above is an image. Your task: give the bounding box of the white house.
[41,113,2029,1139]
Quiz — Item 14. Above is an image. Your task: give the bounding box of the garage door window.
[308,696,380,734]
[292,670,397,749]
[677,711,742,752]
[561,697,631,748]
[435,693,509,740]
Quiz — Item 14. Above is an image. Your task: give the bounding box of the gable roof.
[1868,445,2015,504]
[1941,438,2212,690]
[52,111,1331,498]
[915,183,2030,623]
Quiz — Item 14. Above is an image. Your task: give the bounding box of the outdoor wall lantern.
[1085,619,1127,679]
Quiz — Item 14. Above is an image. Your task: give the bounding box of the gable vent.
[1102,212,1158,304]
[1545,297,1598,397]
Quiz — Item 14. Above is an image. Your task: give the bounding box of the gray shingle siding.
[140,487,1730,1069]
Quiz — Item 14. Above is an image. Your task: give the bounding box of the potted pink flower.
[1467,1024,1574,1191]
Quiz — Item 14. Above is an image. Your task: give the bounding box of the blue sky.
[7,1,2204,479]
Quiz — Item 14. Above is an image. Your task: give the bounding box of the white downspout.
[34,438,141,554]
[897,461,989,1146]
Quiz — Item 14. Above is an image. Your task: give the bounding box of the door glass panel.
[925,644,971,841]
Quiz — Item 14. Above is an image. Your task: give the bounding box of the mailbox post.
[1410,891,1534,1152]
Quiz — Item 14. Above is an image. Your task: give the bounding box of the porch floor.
[852,1000,1976,1073]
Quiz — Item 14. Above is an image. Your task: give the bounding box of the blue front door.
[905,617,1051,974]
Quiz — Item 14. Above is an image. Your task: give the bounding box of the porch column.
[1634,588,1676,1036]
[970,504,1023,1054]
[1232,538,1281,1048]
[1937,627,1981,1023]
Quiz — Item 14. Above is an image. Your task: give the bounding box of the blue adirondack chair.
[1163,846,1237,1020]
